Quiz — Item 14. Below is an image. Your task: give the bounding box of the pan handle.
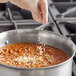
[73,54,76,64]
[35,22,54,30]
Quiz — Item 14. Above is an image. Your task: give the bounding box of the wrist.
[9,0,29,10]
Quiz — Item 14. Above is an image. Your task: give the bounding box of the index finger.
[41,0,48,24]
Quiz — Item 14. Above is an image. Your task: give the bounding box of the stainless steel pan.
[0,29,75,76]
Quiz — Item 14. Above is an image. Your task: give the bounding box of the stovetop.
[0,1,76,76]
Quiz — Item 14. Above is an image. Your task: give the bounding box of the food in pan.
[0,43,69,68]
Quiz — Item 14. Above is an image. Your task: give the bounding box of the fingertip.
[42,18,45,24]
[42,17,48,24]
[40,3,48,24]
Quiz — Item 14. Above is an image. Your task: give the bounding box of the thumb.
[31,6,42,23]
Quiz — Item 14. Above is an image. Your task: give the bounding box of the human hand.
[10,0,48,24]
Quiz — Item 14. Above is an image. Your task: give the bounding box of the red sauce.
[0,43,69,68]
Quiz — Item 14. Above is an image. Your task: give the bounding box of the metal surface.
[56,17,76,23]
[35,22,53,30]
[0,29,75,76]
